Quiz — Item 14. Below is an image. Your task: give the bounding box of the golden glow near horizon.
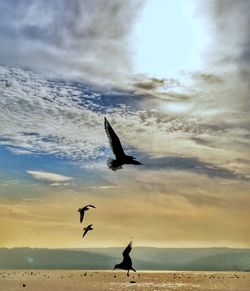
[1,169,250,249]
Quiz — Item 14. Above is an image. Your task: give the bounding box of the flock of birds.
[77,117,141,276]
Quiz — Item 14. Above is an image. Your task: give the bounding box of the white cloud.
[27,171,73,183]
[0,65,249,179]
[7,147,33,155]
[0,66,105,160]
[49,183,70,187]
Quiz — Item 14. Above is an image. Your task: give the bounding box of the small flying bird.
[113,241,136,276]
[104,117,142,171]
[82,224,93,238]
[78,205,96,223]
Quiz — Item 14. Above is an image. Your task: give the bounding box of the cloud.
[0,0,143,85]
[196,0,250,113]
[0,65,104,160]
[7,147,33,155]
[132,76,165,91]
[191,72,224,85]
[143,156,244,180]
[27,171,73,184]
[203,0,250,67]
[50,183,70,187]
[0,64,249,180]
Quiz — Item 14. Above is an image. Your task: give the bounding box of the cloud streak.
[27,171,73,183]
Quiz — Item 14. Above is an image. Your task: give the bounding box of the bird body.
[113,241,136,276]
[78,205,96,223]
[82,224,93,238]
[104,117,142,171]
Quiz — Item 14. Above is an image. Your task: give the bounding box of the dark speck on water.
[130,280,136,283]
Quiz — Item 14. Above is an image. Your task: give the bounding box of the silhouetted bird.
[113,241,136,276]
[78,205,96,223]
[82,224,93,238]
[104,117,142,171]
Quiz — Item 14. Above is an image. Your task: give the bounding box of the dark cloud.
[192,72,224,84]
[142,156,246,180]
[133,77,165,91]
[191,137,213,147]
[0,0,143,84]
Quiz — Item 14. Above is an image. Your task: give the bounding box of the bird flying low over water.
[78,205,96,223]
[113,241,136,276]
[82,224,93,238]
[104,117,142,171]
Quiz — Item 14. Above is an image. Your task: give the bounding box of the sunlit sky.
[0,0,249,249]
[133,0,209,78]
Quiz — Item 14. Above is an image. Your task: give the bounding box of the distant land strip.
[0,247,249,271]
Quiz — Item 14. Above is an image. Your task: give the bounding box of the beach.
[0,270,249,291]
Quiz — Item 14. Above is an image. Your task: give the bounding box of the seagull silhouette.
[82,224,93,238]
[104,117,142,171]
[78,205,96,223]
[113,241,136,276]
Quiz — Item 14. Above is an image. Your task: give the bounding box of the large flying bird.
[104,117,142,171]
[113,241,136,276]
[82,224,93,238]
[78,205,96,223]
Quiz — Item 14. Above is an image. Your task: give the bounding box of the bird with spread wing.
[104,117,142,171]
[82,224,93,238]
[113,241,136,276]
[78,205,96,223]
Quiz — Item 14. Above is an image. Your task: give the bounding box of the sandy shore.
[0,270,249,290]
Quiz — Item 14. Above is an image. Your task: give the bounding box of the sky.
[0,0,249,249]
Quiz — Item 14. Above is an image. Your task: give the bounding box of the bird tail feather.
[107,159,123,171]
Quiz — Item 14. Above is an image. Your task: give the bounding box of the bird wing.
[86,205,96,208]
[122,241,132,258]
[80,211,84,223]
[104,117,125,158]
[82,228,88,238]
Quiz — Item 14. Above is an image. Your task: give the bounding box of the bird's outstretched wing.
[80,211,84,223]
[82,228,88,238]
[86,205,96,208]
[104,117,125,158]
[122,241,132,258]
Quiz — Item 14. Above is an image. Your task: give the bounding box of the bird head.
[78,208,81,212]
